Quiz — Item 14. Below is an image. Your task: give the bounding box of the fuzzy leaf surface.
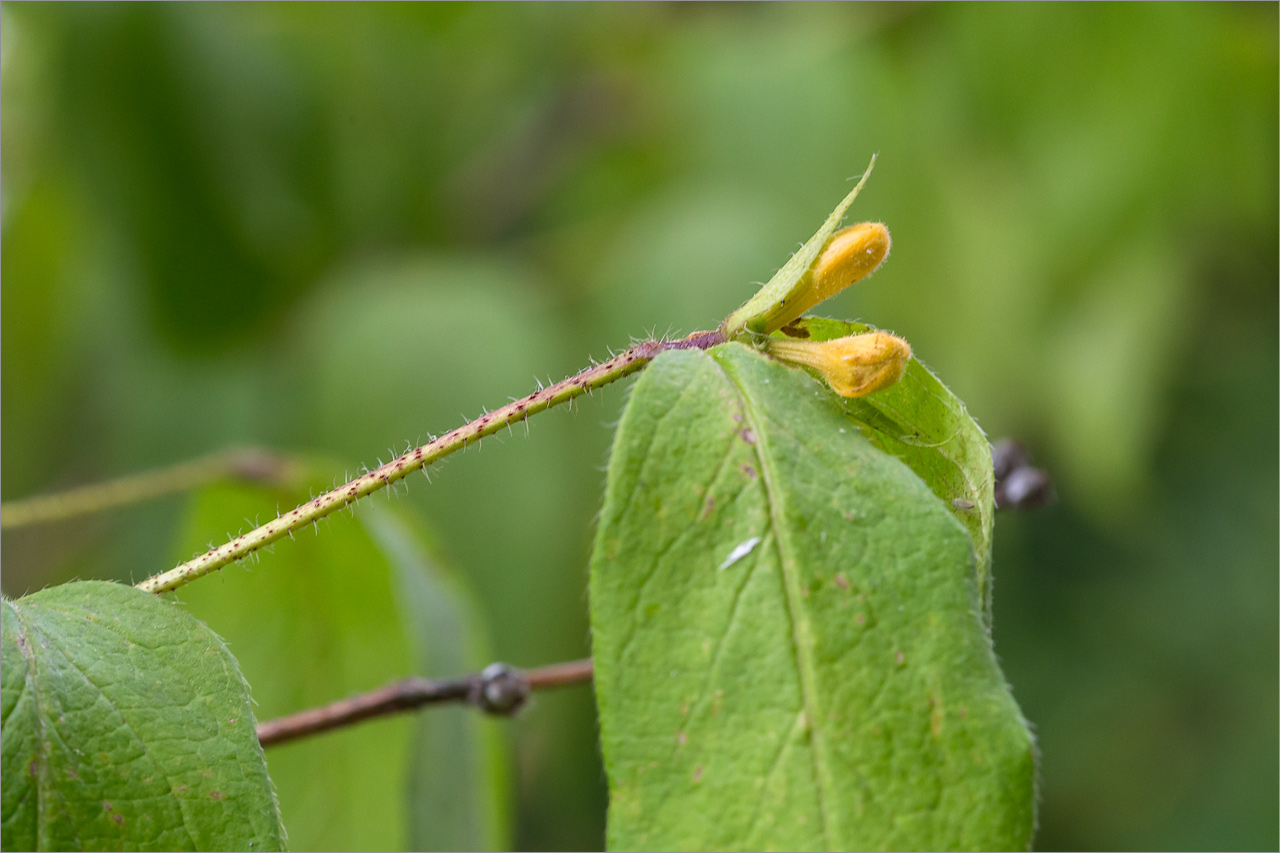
[590,344,1034,851]
[1,581,284,852]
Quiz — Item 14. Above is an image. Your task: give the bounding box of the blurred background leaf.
[363,503,513,853]
[172,477,417,852]
[2,3,1275,850]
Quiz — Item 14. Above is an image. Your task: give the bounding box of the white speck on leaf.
[719,536,762,570]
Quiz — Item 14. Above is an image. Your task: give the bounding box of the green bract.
[719,158,876,340]
[590,344,1034,851]
[1,581,284,852]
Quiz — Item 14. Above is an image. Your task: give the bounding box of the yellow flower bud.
[766,222,891,332]
[767,331,911,397]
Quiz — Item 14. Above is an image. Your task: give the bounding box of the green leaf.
[776,317,996,622]
[1,581,284,852]
[171,479,415,852]
[719,158,875,339]
[361,505,512,853]
[590,344,1034,851]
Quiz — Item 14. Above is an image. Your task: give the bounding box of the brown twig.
[524,657,595,690]
[256,659,594,749]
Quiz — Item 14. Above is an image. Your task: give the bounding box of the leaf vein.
[715,357,837,848]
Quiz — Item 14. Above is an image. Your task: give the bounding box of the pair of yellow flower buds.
[761,222,911,398]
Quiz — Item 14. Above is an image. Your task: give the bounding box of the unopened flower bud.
[767,331,911,397]
[766,222,891,332]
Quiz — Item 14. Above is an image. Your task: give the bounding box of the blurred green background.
[2,3,1275,850]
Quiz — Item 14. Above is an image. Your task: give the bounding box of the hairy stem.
[256,658,594,748]
[136,332,724,595]
[1,449,295,531]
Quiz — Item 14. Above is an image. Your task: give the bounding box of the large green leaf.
[590,344,1034,851]
[1,581,284,852]
[776,317,996,622]
[172,480,415,852]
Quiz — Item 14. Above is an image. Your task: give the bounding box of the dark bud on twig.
[473,663,531,715]
[991,438,1056,511]
[991,438,1029,483]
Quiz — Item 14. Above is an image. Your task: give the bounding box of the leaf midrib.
[715,353,836,849]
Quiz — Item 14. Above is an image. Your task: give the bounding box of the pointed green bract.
[590,344,1034,851]
[720,157,876,340]
[1,581,284,852]
[777,317,997,622]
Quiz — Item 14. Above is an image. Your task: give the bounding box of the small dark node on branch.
[226,448,298,485]
[991,438,1056,511]
[474,663,530,714]
[256,658,594,749]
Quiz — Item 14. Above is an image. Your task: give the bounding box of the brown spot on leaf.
[895,650,906,666]
[833,574,849,591]
[741,464,756,479]
[112,813,125,826]
[28,760,37,778]
[739,428,755,445]
[209,790,226,800]
[692,765,703,782]
[780,320,811,338]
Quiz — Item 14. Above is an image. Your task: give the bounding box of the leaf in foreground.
[590,343,1034,851]
[1,581,284,852]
